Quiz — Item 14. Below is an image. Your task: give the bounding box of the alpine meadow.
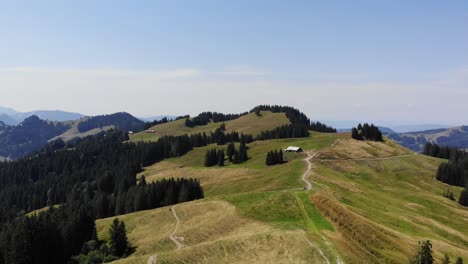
[0,1,467,264]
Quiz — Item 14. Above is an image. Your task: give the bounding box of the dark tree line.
[78,113,145,133]
[310,121,337,133]
[265,150,284,166]
[144,117,173,130]
[351,123,383,141]
[188,126,253,148]
[423,142,466,160]
[182,105,336,133]
[250,105,336,133]
[184,111,248,127]
[426,143,468,207]
[256,124,310,140]
[0,203,95,264]
[435,156,468,188]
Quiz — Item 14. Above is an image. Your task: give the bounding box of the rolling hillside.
[96,130,468,263]
[129,111,291,142]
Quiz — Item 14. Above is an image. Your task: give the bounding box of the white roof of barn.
[285,146,301,151]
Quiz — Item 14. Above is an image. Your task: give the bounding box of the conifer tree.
[441,254,451,264]
[459,188,468,207]
[109,218,129,257]
[217,150,225,166]
[455,257,464,264]
[410,240,434,264]
[227,143,235,161]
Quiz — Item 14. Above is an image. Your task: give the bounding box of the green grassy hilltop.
[96,115,468,264]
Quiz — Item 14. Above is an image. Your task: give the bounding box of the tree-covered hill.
[0,112,146,160]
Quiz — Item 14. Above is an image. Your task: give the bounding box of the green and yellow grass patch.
[129,111,290,142]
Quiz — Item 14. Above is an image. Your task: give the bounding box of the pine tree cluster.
[410,240,465,264]
[189,126,253,147]
[205,140,249,166]
[184,111,248,127]
[256,124,310,140]
[351,123,383,141]
[204,148,225,167]
[423,142,466,160]
[429,143,468,207]
[266,150,284,166]
[250,105,336,133]
[72,218,131,263]
[443,189,455,201]
[144,117,173,129]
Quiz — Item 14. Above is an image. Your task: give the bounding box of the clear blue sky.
[0,1,467,124]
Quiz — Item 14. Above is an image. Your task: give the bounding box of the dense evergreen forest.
[351,123,384,141]
[256,124,310,140]
[0,106,337,263]
[0,130,204,263]
[78,112,145,133]
[423,142,466,160]
[423,143,468,207]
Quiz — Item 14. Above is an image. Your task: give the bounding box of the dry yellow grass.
[316,136,413,160]
[99,200,326,264]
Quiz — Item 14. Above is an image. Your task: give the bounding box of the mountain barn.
[284,146,303,152]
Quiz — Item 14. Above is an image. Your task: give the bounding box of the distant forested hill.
[385,126,468,152]
[0,116,70,159]
[77,112,145,133]
[0,112,145,159]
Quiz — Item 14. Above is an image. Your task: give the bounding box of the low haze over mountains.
[0,106,84,125]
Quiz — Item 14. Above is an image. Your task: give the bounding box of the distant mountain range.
[0,112,145,160]
[326,120,468,152]
[0,106,84,125]
[322,119,452,133]
[0,106,178,125]
[384,126,468,152]
[137,115,178,122]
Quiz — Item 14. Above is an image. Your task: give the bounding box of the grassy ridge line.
[129,111,290,142]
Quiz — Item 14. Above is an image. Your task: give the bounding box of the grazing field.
[97,200,329,264]
[96,131,468,264]
[311,139,468,263]
[140,132,340,196]
[129,111,290,142]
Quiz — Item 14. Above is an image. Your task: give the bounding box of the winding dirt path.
[319,153,418,162]
[147,255,157,264]
[302,152,314,190]
[169,205,185,249]
[303,236,330,264]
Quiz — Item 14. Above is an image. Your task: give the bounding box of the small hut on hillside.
[284,146,303,152]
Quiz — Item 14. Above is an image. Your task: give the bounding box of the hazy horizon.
[1,1,467,124]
